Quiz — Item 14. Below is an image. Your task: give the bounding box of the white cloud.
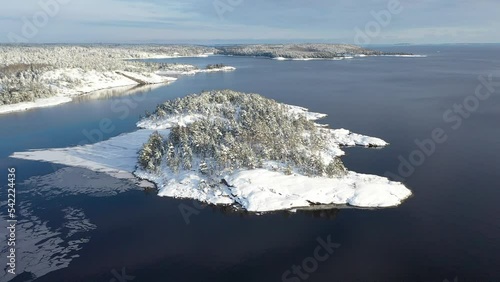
[0,0,499,43]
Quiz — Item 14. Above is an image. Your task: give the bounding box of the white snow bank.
[134,168,235,206]
[330,128,388,147]
[11,130,159,188]
[225,169,411,211]
[133,165,411,212]
[287,105,328,121]
[0,68,177,115]
[39,68,176,98]
[0,96,72,115]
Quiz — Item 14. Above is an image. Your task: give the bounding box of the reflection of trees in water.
[141,187,159,196]
[297,208,340,220]
[202,202,340,220]
[206,204,256,218]
[73,83,167,102]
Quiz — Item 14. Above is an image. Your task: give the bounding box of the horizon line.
[0,42,499,46]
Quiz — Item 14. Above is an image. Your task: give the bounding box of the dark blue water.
[1,45,500,282]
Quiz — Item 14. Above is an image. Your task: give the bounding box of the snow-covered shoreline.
[11,100,412,212]
[0,65,235,115]
[271,54,427,61]
[122,52,215,60]
[272,56,355,61]
[0,70,175,115]
[376,54,428,58]
[0,96,73,115]
[156,65,236,76]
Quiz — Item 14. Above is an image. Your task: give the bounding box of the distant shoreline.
[0,62,235,115]
[0,43,424,115]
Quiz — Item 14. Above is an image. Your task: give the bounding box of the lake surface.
[1,45,500,282]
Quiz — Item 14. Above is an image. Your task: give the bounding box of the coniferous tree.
[138,131,164,172]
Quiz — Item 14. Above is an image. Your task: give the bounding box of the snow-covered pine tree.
[325,158,347,177]
[138,131,164,172]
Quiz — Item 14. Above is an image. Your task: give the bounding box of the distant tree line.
[206,64,226,69]
[0,45,216,105]
[215,44,412,59]
[0,64,54,105]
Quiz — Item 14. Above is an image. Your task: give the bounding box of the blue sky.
[1,0,498,44]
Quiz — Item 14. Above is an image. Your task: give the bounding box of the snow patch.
[225,169,411,212]
[330,128,388,147]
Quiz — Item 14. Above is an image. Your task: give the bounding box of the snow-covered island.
[12,90,412,213]
[215,43,415,60]
[0,45,233,114]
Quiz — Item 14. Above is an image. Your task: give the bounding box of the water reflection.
[0,167,140,281]
[296,208,340,220]
[199,201,342,220]
[73,83,169,102]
